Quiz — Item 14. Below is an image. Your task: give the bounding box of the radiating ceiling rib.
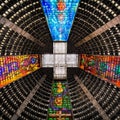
[11,75,46,120]
[74,75,110,120]
[75,15,120,47]
[0,15,45,47]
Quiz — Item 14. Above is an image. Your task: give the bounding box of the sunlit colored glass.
[40,0,80,41]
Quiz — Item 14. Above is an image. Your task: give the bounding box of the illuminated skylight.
[42,42,78,79]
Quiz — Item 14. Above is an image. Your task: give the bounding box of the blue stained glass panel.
[40,0,80,41]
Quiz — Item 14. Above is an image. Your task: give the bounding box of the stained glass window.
[79,54,120,87]
[48,81,73,119]
[40,0,80,41]
[0,55,41,88]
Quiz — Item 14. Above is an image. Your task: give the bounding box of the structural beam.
[0,15,45,47]
[11,75,46,120]
[75,15,120,47]
[74,75,110,120]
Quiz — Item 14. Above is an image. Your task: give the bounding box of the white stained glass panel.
[54,66,67,79]
[55,54,66,66]
[42,54,54,67]
[66,54,78,67]
[53,42,67,53]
